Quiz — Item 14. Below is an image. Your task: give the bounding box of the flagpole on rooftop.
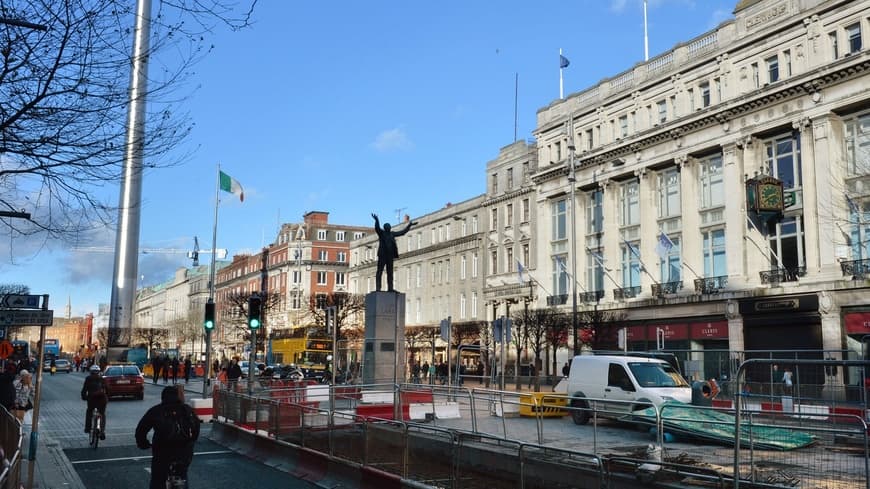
[559,49,564,99]
[643,0,649,61]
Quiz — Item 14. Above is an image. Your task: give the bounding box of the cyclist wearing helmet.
[81,365,108,438]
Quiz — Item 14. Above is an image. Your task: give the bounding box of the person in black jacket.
[81,365,108,437]
[0,362,17,413]
[135,386,200,489]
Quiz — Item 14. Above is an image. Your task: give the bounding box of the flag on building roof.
[559,54,570,69]
[219,170,244,202]
[655,232,675,259]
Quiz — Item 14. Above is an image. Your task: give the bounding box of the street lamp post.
[567,117,580,355]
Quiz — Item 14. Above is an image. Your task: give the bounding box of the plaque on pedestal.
[363,291,406,385]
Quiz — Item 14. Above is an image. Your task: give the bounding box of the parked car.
[238,361,265,378]
[43,359,72,373]
[102,364,145,400]
[267,364,305,381]
[563,355,691,425]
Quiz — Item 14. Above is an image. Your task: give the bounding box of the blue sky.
[0,0,736,317]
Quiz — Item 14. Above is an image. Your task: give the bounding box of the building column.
[677,155,703,284]
[794,116,822,275]
[732,136,767,286]
[809,113,848,279]
[635,167,657,294]
[600,179,620,299]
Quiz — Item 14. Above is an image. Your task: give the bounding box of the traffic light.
[247,295,262,329]
[204,301,215,331]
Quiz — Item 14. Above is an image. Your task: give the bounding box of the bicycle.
[89,408,102,449]
[166,461,187,488]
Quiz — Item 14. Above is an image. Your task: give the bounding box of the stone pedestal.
[363,291,406,385]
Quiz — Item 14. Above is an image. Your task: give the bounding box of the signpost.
[0,310,53,326]
[0,294,44,309]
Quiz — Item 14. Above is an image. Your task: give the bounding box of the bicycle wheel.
[90,412,99,448]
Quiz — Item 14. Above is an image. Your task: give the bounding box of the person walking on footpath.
[136,386,201,489]
[184,356,192,383]
[13,369,33,423]
[783,367,794,396]
[171,357,179,384]
[151,355,161,385]
[227,359,242,388]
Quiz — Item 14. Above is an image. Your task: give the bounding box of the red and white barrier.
[190,397,214,422]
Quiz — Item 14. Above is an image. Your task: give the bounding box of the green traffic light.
[249,318,260,329]
[204,320,214,330]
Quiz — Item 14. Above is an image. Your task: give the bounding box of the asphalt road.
[38,369,319,489]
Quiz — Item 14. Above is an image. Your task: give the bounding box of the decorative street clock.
[746,175,784,222]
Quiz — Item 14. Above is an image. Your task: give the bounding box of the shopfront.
[842,310,870,389]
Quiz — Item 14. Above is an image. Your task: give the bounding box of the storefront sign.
[739,294,819,315]
[625,325,647,341]
[690,320,728,339]
[646,323,689,340]
[844,312,870,335]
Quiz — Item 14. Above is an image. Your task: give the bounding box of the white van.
[565,355,691,425]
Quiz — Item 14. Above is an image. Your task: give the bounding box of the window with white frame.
[586,129,594,149]
[506,248,513,274]
[847,23,862,54]
[430,262,436,283]
[763,132,802,189]
[491,173,498,194]
[416,232,422,249]
[657,100,667,123]
[291,292,302,310]
[659,236,681,282]
[523,244,529,268]
[619,115,628,138]
[431,228,436,244]
[318,250,328,261]
[471,215,479,233]
[657,168,681,218]
[491,208,498,229]
[438,226,444,242]
[586,189,603,235]
[621,242,642,288]
[317,230,327,240]
[445,259,450,283]
[699,154,724,209]
[586,250,604,293]
[845,112,870,176]
[416,264,422,287]
[353,232,364,240]
[336,231,345,241]
[317,271,327,285]
[472,252,479,278]
[552,198,568,241]
[702,228,727,277]
[767,216,806,273]
[507,168,514,189]
[461,219,468,236]
[700,82,711,107]
[471,292,478,318]
[292,270,301,284]
[490,249,498,274]
[460,293,467,319]
[783,50,792,77]
[553,254,568,296]
[766,55,779,83]
[620,180,640,226]
[335,272,346,286]
[506,203,513,226]
[337,251,346,263]
[848,199,870,260]
[460,255,467,279]
[445,223,451,241]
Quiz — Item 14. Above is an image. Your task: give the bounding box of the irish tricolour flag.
[219,170,244,202]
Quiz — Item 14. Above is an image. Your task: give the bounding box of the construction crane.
[72,236,228,267]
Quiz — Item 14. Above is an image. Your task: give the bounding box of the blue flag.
[559,54,570,69]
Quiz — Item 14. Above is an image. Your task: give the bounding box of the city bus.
[43,339,60,360]
[11,340,30,363]
[270,337,332,369]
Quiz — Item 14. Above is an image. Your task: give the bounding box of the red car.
[102,364,145,400]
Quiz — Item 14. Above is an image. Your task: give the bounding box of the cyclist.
[136,386,200,489]
[81,364,107,438]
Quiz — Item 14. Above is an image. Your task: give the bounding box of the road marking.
[70,450,232,465]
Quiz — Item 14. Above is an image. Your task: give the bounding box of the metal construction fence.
[212,377,870,489]
[0,406,22,489]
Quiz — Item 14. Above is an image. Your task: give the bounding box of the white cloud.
[370,127,413,152]
[610,0,628,13]
[709,8,732,28]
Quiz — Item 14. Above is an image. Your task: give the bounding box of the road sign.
[784,190,796,207]
[0,341,12,359]
[0,309,53,326]
[1,294,43,309]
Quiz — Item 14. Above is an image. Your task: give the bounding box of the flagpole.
[586,246,622,290]
[559,48,564,99]
[660,230,702,280]
[643,0,649,61]
[746,215,782,267]
[203,163,221,399]
[622,235,659,285]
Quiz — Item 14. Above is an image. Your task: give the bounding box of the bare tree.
[131,327,169,356]
[304,292,366,370]
[511,306,532,390]
[174,310,204,357]
[0,1,255,239]
[223,291,281,355]
[526,307,561,392]
[544,312,570,384]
